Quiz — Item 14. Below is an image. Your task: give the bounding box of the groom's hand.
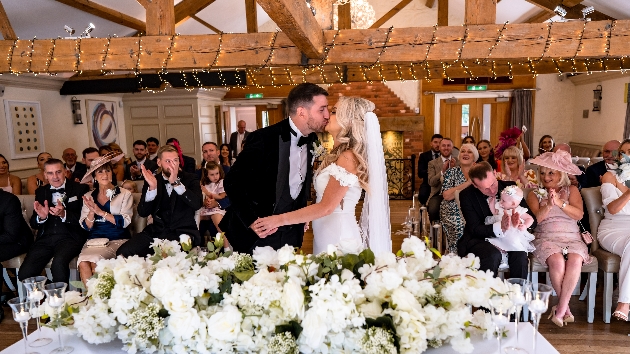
[252,217,279,238]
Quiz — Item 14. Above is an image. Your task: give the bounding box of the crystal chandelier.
[333,0,376,29]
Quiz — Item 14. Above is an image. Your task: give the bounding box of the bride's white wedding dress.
[312,163,364,254]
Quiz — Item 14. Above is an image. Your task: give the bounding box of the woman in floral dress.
[440,143,478,253]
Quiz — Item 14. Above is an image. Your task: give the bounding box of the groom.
[220,83,330,254]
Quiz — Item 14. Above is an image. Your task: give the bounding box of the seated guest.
[18,159,89,283]
[107,143,127,182]
[81,147,101,189]
[461,135,475,145]
[537,134,555,156]
[200,142,230,175]
[427,138,457,221]
[458,161,534,279]
[586,140,620,188]
[476,139,498,171]
[0,154,22,195]
[417,134,443,205]
[527,150,590,327]
[116,145,202,258]
[597,138,630,321]
[495,127,531,161]
[98,145,113,156]
[62,148,86,182]
[496,146,538,188]
[26,152,52,194]
[553,143,587,189]
[166,138,196,174]
[77,154,132,285]
[220,143,233,167]
[146,137,160,161]
[121,180,139,193]
[441,143,477,253]
[199,161,229,247]
[0,189,33,319]
[124,140,158,181]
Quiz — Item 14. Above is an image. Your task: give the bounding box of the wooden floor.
[2,200,630,352]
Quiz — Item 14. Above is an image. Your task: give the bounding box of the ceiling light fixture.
[582,6,595,20]
[554,5,567,19]
[64,25,75,35]
[81,23,95,38]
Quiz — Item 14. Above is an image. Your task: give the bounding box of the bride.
[253,96,391,255]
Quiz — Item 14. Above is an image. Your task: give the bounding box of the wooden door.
[440,98,511,146]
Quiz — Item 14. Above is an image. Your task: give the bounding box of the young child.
[121,180,139,193]
[485,185,536,269]
[200,162,229,248]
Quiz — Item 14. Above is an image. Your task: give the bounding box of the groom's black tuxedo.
[457,180,537,278]
[220,118,317,254]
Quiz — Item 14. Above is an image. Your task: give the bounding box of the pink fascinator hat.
[494,126,522,160]
[529,150,582,175]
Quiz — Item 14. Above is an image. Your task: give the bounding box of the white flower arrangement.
[311,140,326,161]
[67,235,510,354]
[533,187,548,201]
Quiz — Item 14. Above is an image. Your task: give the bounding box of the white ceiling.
[1,0,629,39]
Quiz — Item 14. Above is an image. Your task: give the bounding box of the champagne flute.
[7,297,40,354]
[23,276,53,347]
[43,283,73,354]
[528,283,553,354]
[489,293,513,354]
[504,278,532,353]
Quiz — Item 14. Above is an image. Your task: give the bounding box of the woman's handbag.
[578,221,593,245]
[86,238,109,248]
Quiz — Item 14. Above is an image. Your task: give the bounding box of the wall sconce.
[71,96,83,124]
[593,85,603,112]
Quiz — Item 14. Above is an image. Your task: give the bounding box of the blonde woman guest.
[527,150,590,327]
[597,138,630,321]
[0,154,22,195]
[441,144,478,253]
[77,153,133,285]
[497,146,538,188]
[26,152,52,194]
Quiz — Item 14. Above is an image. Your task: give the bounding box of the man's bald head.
[552,143,571,154]
[603,140,621,164]
[237,120,246,134]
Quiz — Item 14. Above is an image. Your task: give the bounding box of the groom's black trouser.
[458,237,528,279]
[250,224,303,253]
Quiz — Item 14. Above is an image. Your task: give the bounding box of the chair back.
[17,194,35,224]
[130,193,147,235]
[580,187,605,252]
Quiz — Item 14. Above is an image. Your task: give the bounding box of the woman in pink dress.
[526,150,591,327]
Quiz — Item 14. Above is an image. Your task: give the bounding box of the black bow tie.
[51,187,65,193]
[433,152,439,159]
[290,127,310,147]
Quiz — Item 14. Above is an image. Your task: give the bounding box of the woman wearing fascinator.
[597,139,630,321]
[253,96,391,256]
[527,149,591,327]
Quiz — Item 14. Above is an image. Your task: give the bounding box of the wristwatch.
[171,179,182,187]
[560,201,567,209]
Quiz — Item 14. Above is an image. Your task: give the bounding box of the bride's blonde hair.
[319,96,372,190]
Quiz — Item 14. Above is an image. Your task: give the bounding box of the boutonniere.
[59,193,68,208]
[533,187,548,201]
[311,140,326,160]
[105,186,121,202]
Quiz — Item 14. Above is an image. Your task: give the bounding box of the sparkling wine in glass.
[489,293,514,354]
[43,282,74,354]
[7,297,40,354]
[23,276,53,347]
[504,278,532,353]
[528,283,553,354]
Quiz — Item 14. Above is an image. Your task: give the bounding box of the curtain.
[624,86,630,139]
[510,89,533,150]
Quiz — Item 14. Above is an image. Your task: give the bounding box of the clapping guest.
[427,138,457,221]
[124,140,158,181]
[596,139,630,321]
[219,143,233,167]
[537,135,555,156]
[441,144,478,253]
[77,154,132,285]
[0,154,22,195]
[26,152,52,194]
[62,148,86,182]
[417,134,443,205]
[476,140,498,171]
[496,146,538,188]
[527,150,590,327]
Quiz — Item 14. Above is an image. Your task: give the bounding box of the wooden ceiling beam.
[337,3,351,29]
[256,0,325,58]
[524,9,554,23]
[465,0,496,25]
[2,20,627,73]
[54,0,146,32]
[525,0,613,21]
[245,0,258,33]
[437,0,448,26]
[0,1,16,40]
[191,15,221,33]
[145,0,175,35]
[174,0,216,26]
[562,0,584,7]
[370,0,413,29]
[425,0,435,8]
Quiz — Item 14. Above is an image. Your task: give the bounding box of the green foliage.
[364,315,400,351]
[275,320,303,339]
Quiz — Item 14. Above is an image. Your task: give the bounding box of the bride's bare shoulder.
[336,151,359,174]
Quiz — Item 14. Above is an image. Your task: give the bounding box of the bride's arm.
[253,151,358,237]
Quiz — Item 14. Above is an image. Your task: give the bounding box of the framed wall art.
[86,99,119,147]
[3,100,45,159]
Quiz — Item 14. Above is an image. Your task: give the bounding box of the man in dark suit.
[458,162,535,278]
[427,138,458,221]
[586,140,620,188]
[18,159,89,283]
[417,134,443,205]
[117,145,203,258]
[229,120,250,158]
[166,138,197,175]
[124,140,158,181]
[199,142,230,176]
[146,137,160,161]
[220,83,329,254]
[62,148,86,182]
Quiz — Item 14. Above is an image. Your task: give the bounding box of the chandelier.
[332,0,375,29]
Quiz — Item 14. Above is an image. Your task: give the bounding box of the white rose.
[64,290,86,307]
[450,333,474,353]
[150,267,178,299]
[299,311,328,350]
[359,301,383,319]
[252,246,279,268]
[179,234,191,246]
[401,236,426,255]
[168,309,201,340]
[161,290,195,313]
[206,305,243,342]
[391,287,422,313]
[282,280,305,319]
[340,269,355,283]
[294,254,305,265]
[277,245,296,265]
[327,244,338,256]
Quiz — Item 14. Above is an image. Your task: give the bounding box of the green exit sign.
[245,93,263,99]
[467,85,487,91]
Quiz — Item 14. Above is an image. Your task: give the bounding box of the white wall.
[532,74,575,148]
[572,76,630,145]
[0,77,124,177]
[234,107,257,132]
[385,81,419,111]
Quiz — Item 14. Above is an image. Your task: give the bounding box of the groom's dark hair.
[287,83,329,116]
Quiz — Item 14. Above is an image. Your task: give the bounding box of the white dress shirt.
[288,117,307,200]
[145,176,186,201]
[37,182,67,223]
[236,132,246,155]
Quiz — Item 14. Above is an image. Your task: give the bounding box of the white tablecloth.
[2,323,559,354]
